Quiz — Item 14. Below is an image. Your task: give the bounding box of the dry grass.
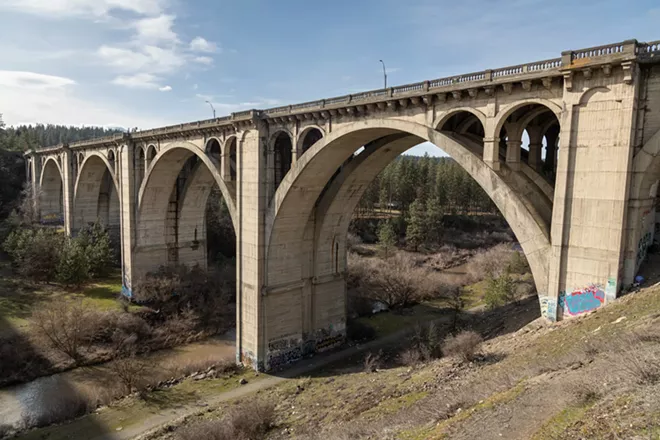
[442,330,484,362]
[163,356,238,379]
[176,400,276,440]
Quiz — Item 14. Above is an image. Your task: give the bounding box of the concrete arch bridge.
[27,38,660,370]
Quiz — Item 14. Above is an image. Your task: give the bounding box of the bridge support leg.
[546,67,639,320]
[118,143,138,298]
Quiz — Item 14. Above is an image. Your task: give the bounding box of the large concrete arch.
[134,142,238,276]
[73,153,120,232]
[39,157,64,224]
[268,119,552,297]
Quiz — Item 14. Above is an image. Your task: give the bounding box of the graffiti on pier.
[559,284,605,317]
[267,334,303,370]
[538,296,557,321]
[637,231,653,267]
[121,271,133,298]
[40,212,63,225]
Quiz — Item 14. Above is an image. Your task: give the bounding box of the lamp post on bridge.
[206,100,216,119]
[379,59,388,89]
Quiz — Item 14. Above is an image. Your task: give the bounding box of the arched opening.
[260,119,553,369]
[146,145,157,169]
[136,146,237,278]
[496,103,560,186]
[225,137,237,181]
[73,154,121,252]
[206,138,221,165]
[273,132,292,193]
[136,148,145,190]
[299,127,323,157]
[39,158,63,225]
[107,150,116,173]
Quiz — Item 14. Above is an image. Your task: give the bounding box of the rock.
[116,427,123,431]
[613,316,627,324]
[239,378,248,385]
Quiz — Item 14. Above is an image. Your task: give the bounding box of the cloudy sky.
[0,0,658,155]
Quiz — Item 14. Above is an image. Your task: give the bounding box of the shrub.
[30,300,96,363]
[56,237,90,286]
[3,227,62,282]
[484,273,516,310]
[363,350,382,372]
[468,244,512,280]
[177,401,276,440]
[408,322,443,362]
[108,355,151,395]
[76,221,114,278]
[134,264,232,329]
[361,254,424,309]
[442,330,483,362]
[507,251,529,275]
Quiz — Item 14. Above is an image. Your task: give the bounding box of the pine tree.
[426,196,444,244]
[406,197,427,251]
[377,220,397,258]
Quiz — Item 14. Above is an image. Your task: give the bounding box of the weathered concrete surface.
[27,39,660,370]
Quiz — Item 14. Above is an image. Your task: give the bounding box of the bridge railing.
[32,39,660,152]
[638,40,660,54]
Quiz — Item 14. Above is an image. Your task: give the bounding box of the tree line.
[356,154,497,217]
[0,115,124,220]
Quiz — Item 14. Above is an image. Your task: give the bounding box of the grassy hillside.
[152,285,660,440]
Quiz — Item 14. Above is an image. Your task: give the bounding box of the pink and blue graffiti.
[559,285,605,316]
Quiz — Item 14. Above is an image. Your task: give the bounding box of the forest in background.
[0,115,499,233]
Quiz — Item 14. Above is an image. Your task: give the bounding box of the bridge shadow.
[0,293,111,439]
[271,295,541,380]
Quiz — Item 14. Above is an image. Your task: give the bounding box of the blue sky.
[0,0,658,156]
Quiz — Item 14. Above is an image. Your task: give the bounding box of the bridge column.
[117,143,138,297]
[505,140,522,171]
[547,63,640,320]
[61,149,74,235]
[545,125,559,174]
[527,125,543,172]
[236,123,269,370]
[28,156,40,220]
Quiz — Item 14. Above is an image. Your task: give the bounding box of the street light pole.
[205,100,216,119]
[379,59,387,89]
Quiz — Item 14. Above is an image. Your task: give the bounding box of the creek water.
[0,330,236,429]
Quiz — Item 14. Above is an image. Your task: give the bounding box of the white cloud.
[133,14,178,44]
[111,73,163,89]
[192,56,213,65]
[159,85,172,91]
[0,78,167,128]
[189,37,217,53]
[97,45,185,74]
[0,0,167,18]
[0,70,75,90]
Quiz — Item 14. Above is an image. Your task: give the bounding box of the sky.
[0,0,658,156]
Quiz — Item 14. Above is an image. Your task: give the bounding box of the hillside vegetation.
[150,283,660,440]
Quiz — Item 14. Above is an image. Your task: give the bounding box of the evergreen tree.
[426,197,444,244]
[377,220,397,258]
[406,197,427,251]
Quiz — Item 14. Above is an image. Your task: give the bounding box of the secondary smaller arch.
[272,131,293,194]
[297,126,324,158]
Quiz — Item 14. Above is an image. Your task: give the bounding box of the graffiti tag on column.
[538,296,557,321]
[637,232,652,265]
[559,284,605,317]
